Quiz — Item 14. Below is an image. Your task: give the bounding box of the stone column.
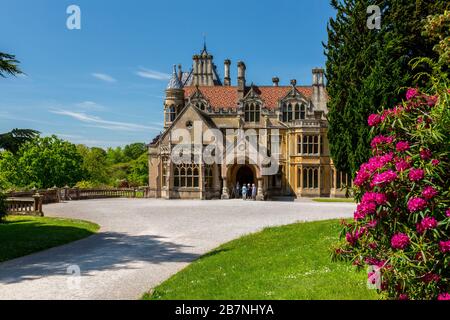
[221,177,229,199]
[256,177,264,201]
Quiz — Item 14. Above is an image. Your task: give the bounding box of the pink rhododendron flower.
[447,208,450,217]
[398,294,409,300]
[368,114,381,127]
[438,293,450,300]
[407,197,427,213]
[420,148,432,160]
[422,186,438,199]
[367,220,378,229]
[422,272,440,283]
[395,159,411,172]
[439,240,450,253]
[395,141,409,152]
[361,192,387,205]
[408,168,424,181]
[371,170,397,187]
[426,95,438,107]
[416,216,438,234]
[406,88,418,100]
[431,159,440,166]
[371,135,394,149]
[391,233,410,249]
[368,242,378,249]
[346,227,366,246]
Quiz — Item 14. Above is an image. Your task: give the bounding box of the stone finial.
[272,77,279,86]
[290,79,297,87]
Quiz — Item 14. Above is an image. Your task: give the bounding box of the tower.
[164,65,184,128]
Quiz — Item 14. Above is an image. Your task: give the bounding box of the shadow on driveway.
[0,231,199,285]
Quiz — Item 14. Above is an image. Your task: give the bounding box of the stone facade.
[148,46,352,200]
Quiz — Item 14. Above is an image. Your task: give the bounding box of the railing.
[5,187,150,216]
[6,194,43,216]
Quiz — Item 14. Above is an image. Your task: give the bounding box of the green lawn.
[144,219,378,300]
[0,215,99,262]
[312,198,355,203]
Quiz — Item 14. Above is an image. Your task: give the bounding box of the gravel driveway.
[0,198,355,300]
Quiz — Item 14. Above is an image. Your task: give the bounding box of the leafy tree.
[0,129,40,154]
[0,136,85,188]
[127,153,149,186]
[124,142,147,161]
[325,0,449,175]
[0,52,23,77]
[106,146,129,165]
[77,145,110,184]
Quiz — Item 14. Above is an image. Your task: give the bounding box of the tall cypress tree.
[325,0,449,175]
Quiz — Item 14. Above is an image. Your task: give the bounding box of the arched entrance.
[236,165,255,186]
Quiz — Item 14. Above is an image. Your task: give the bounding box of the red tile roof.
[184,86,315,110]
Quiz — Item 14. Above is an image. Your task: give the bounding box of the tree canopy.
[324,0,449,175]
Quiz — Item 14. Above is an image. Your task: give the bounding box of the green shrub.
[333,81,450,300]
[0,192,7,222]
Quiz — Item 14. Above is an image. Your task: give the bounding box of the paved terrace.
[0,198,355,300]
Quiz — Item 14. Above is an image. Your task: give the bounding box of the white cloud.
[74,101,107,111]
[136,68,171,80]
[91,73,117,83]
[50,109,161,132]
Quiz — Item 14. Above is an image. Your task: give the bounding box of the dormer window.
[282,102,306,122]
[195,102,206,111]
[244,103,260,122]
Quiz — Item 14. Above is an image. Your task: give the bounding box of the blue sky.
[1,0,335,148]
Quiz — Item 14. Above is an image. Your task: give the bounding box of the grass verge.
[0,215,99,262]
[144,219,378,300]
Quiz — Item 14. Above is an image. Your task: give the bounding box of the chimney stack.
[237,61,246,98]
[178,64,182,81]
[312,68,326,114]
[224,59,231,86]
[272,77,279,87]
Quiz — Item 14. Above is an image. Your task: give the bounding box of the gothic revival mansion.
[148,46,351,200]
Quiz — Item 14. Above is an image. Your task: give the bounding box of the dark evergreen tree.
[325,0,449,175]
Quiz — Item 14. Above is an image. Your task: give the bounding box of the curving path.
[0,198,355,300]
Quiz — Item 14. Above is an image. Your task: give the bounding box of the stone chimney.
[224,59,231,86]
[312,68,327,114]
[272,77,279,87]
[177,64,182,81]
[193,55,200,86]
[237,61,246,98]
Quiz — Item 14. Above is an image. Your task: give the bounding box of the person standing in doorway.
[242,184,247,200]
[252,183,257,200]
[236,182,240,198]
[247,183,252,199]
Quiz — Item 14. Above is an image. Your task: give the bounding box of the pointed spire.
[166,64,183,89]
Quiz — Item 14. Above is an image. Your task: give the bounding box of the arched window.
[300,104,306,119]
[165,105,176,123]
[287,104,293,122]
[195,102,206,111]
[173,164,200,188]
[294,103,300,120]
[303,167,319,189]
[244,103,260,122]
[205,165,213,188]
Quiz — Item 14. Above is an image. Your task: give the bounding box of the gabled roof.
[184,85,314,110]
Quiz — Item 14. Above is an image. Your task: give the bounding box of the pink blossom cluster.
[422,186,438,200]
[422,272,440,283]
[406,88,418,100]
[371,170,397,187]
[354,192,387,220]
[381,105,404,122]
[353,153,394,186]
[391,233,410,249]
[370,135,394,149]
[407,197,427,213]
[431,159,440,166]
[416,216,438,234]
[346,227,366,246]
[368,113,382,127]
[394,157,411,171]
[438,293,450,300]
[408,168,424,182]
[395,141,409,152]
[420,148,432,160]
[439,240,450,253]
[447,208,450,217]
